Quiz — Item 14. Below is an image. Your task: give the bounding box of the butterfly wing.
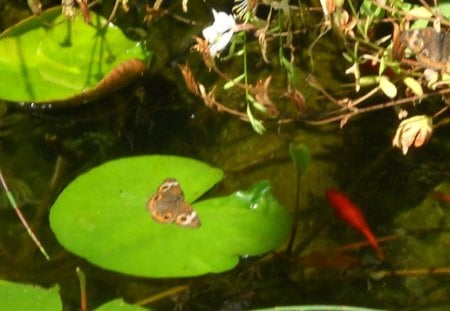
[146,178,201,227]
[402,27,450,71]
[147,194,177,223]
[174,201,201,228]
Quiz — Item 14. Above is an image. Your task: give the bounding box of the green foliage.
[289,143,311,176]
[378,76,397,99]
[0,281,61,310]
[0,281,147,310]
[50,155,291,278]
[188,0,450,140]
[0,7,150,104]
[442,3,450,19]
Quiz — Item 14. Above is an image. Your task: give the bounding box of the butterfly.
[146,178,201,228]
[401,27,450,72]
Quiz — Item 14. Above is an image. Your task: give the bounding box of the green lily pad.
[0,281,61,310]
[50,155,292,278]
[0,7,150,105]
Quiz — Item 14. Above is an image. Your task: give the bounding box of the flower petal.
[201,9,236,57]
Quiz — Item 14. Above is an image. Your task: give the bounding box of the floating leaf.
[289,143,311,176]
[50,155,291,278]
[0,7,151,105]
[0,281,61,310]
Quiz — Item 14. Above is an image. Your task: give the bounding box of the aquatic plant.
[49,155,292,277]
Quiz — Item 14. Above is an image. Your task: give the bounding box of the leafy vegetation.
[184,0,450,154]
[0,281,61,310]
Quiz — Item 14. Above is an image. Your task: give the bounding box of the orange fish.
[325,188,385,260]
[432,191,450,203]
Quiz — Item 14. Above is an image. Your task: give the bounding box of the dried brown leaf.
[178,64,200,96]
[191,37,215,70]
[286,85,306,114]
[252,76,279,117]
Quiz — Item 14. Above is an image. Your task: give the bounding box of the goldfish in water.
[431,191,450,203]
[325,188,385,260]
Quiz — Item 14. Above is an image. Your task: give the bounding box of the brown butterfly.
[401,27,450,72]
[146,178,201,228]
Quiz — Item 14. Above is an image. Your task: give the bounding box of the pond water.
[2,1,450,310]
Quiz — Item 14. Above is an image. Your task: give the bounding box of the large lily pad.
[0,281,61,310]
[0,7,150,105]
[50,155,291,278]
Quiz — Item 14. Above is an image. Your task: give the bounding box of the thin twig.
[287,173,301,254]
[347,86,381,108]
[291,212,334,257]
[0,169,50,260]
[433,105,449,119]
[107,0,121,24]
[305,87,450,125]
[372,267,450,279]
[135,285,189,306]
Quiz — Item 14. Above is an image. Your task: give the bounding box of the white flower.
[392,115,433,155]
[202,9,236,57]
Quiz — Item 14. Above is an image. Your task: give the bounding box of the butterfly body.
[147,178,201,228]
[401,27,450,72]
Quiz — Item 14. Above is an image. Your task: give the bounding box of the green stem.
[292,212,333,257]
[286,172,301,254]
[0,170,50,260]
[243,13,250,105]
[278,9,284,67]
[76,267,87,311]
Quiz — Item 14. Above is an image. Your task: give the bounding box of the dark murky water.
[2,1,450,310]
